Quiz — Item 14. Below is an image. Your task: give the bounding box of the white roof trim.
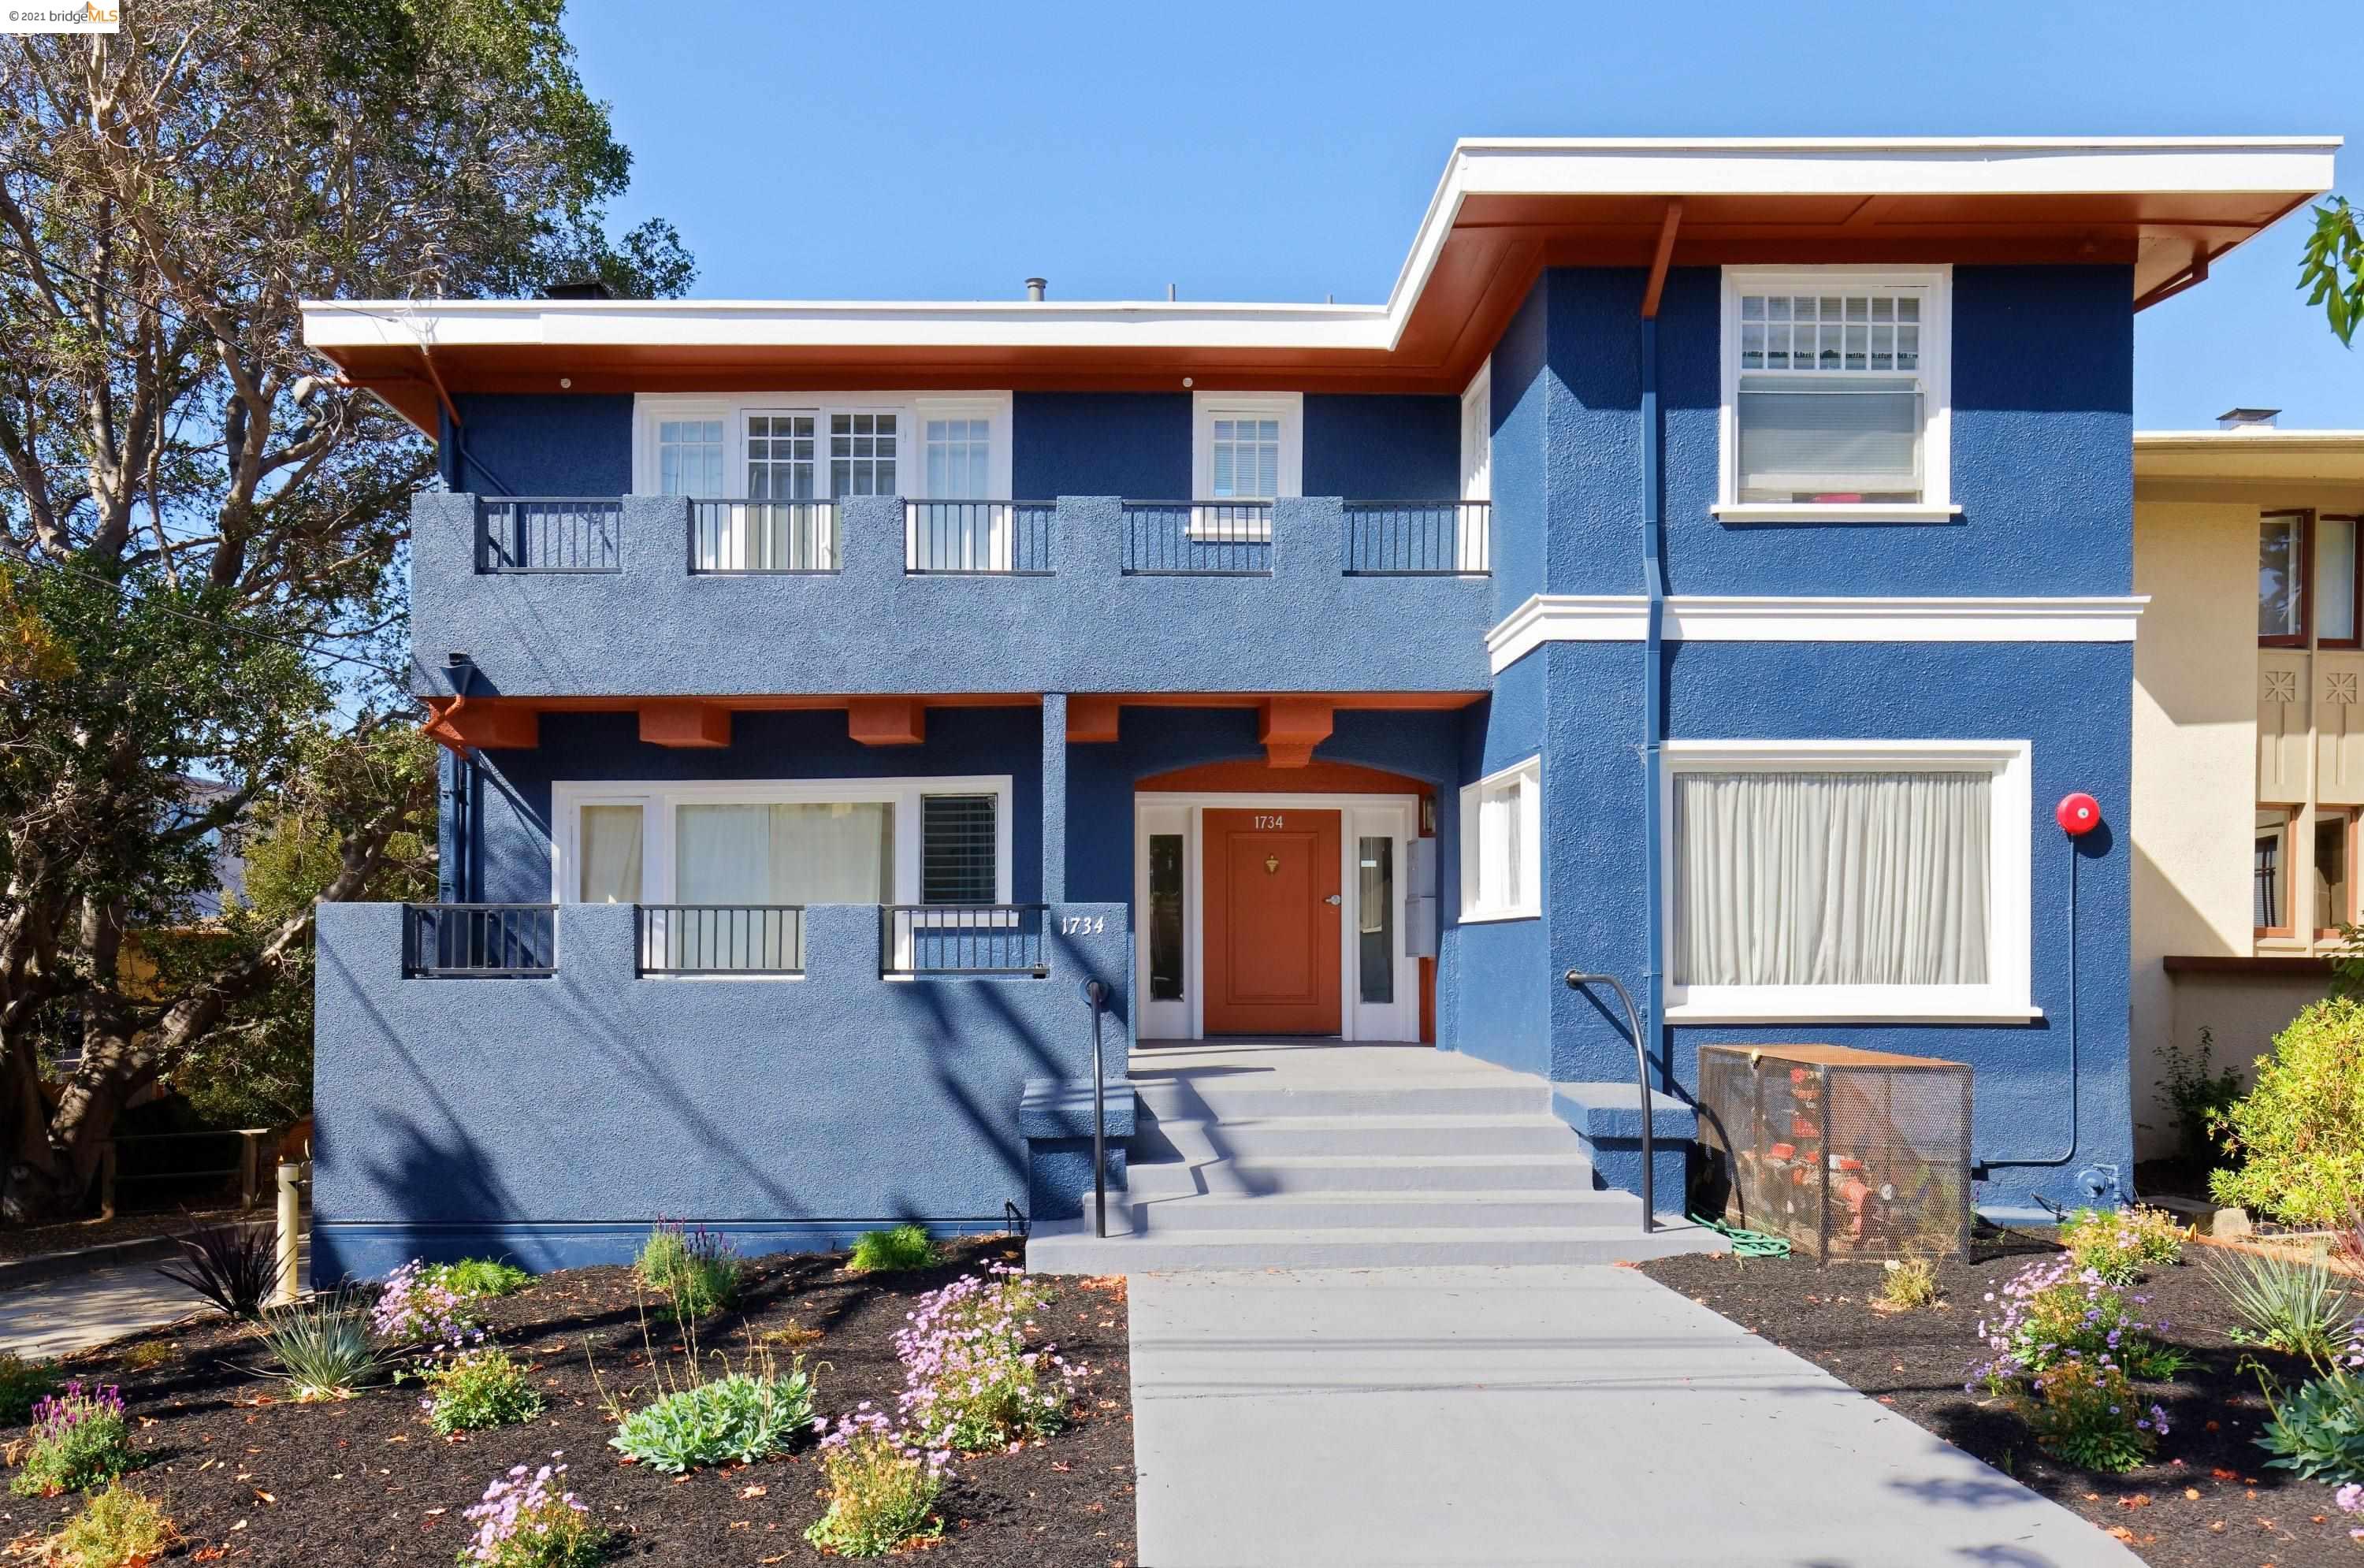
[1487,592,2150,671]
[301,137,2339,357]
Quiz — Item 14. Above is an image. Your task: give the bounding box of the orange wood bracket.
[1258,697,1334,769]
[1641,199,1683,321]
[848,697,927,746]
[422,698,538,752]
[1066,695,1122,744]
[639,700,732,749]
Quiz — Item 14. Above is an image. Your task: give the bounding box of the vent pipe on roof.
[2217,407,2281,430]
[1024,277,1046,303]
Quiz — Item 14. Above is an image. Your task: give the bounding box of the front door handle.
[1325,894,1342,906]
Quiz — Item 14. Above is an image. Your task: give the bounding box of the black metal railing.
[476,499,622,573]
[1083,979,1113,1239]
[1343,500,1491,575]
[1120,500,1273,576]
[403,904,556,977]
[905,501,1054,574]
[881,904,1049,977]
[689,500,840,573]
[1565,969,1656,1235]
[636,905,806,975]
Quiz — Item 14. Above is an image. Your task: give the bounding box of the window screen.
[921,794,998,905]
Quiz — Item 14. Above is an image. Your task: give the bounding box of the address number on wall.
[1252,815,1286,829]
[1061,915,1107,934]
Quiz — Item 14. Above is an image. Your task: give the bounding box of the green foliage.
[422,1348,545,1436]
[43,1480,178,1566]
[2058,1206,2186,1285]
[634,1223,738,1317]
[427,1258,534,1300]
[2302,197,2364,347]
[2210,998,2364,1224]
[2154,1027,2247,1165]
[1874,1257,1940,1311]
[2017,1358,2161,1473]
[608,1364,816,1475]
[2209,1247,2357,1360]
[2258,1365,2364,1484]
[156,1223,280,1319]
[8,1388,135,1498]
[849,1224,940,1274]
[259,1290,390,1401]
[804,1417,946,1559]
[0,1352,59,1425]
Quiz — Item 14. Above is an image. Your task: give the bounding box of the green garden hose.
[1690,1213,1792,1259]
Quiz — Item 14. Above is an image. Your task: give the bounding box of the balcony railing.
[904,501,1054,574]
[882,904,1049,977]
[403,904,556,977]
[690,500,840,574]
[1120,500,1273,576]
[637,905,805,975]
[476,500,622,573]
[1343,500,1491,575]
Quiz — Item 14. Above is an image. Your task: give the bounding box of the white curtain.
[578,805,645,903]
[670,802,893,971]
[1674,770,1989,987]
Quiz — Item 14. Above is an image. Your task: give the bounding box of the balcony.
[411,493,1496,700]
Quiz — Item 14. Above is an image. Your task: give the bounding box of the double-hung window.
[1190,392,1301,541]
[1718,268,1953,522]
[1663,741,2031,1021]
[1459,756,1541,922]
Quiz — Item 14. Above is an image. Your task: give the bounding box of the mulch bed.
[0,1236,1136,1566]
[1644,1235,2352,1568]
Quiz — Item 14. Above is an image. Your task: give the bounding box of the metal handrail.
[403,903,556,977]
[1083,978,1112,1239]
[1565,969,1656,1235]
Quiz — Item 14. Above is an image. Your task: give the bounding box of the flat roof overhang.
[2135,429,2364,496]
[304,137,2340,432]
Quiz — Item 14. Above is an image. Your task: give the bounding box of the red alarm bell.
[2056,792,2101,836]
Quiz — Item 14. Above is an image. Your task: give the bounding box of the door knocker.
[1264,853,1280,875]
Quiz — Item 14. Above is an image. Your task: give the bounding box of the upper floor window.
[1191,392,1301,502]
[634,394,1010,502]
[657,418,724,498]
[1716,267,1953,523]
[2260,509,2361,648]
[1460,360,1491,503]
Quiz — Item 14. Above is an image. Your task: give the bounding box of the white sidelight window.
[1717,268,1953,522]
[1663,740,2032,1021]
[1459,756,1541,921]
[656,418,726,497]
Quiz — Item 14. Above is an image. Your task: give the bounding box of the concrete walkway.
[1128,1265,2140,1568]
[0,1235,306,1359]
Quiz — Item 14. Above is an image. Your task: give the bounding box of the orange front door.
[1202,808,1343,1036]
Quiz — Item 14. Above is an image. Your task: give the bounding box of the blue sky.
[569,0,2362,431]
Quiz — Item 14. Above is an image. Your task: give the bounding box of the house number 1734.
[1061,915,1106,934]
[1252,814,1286,829]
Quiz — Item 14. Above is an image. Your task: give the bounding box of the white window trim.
[1459,755,1542,923]
[632,392,1014,500]
[1459,359,1491,503]
[1713,266,1956,524]
[1190,391,1303,502]
[551,775,1015,910]
[1660,738,2036,1023]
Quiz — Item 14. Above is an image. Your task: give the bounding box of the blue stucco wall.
[1302,395,1459,499]
[313,900,1130,1280]
[414,492,1495,700]
[1011,392,1188,499]
[455,708,1046,905]
[446,393,632,498]
[1440,656,1552,1078]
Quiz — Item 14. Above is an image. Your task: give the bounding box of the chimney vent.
[541,279,615,301]
[1024,277,1046,303]
[2217,407,2281,430]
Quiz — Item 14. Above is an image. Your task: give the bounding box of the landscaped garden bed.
[0,1235,1134,1565]
[1643,1225,2356,1567]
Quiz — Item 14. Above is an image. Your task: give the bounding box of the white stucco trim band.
[1485,593,2150,672]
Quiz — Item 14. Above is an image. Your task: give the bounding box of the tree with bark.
[0,0,693,1222]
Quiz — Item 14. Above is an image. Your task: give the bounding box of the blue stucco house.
[300,136,2336,1280]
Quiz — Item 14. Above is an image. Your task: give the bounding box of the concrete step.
[1123,1150,1600,1198]
[1129,1191,1641,1233]
[1134,1079,1544,1120]
[1163,1113,1582,1160]
[1025,1217,1727,1273]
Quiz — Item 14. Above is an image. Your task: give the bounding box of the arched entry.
[1136,760,1433,1042]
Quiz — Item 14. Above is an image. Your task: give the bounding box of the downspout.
[1638,202,1682,1097]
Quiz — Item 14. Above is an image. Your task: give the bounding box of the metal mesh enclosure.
[1694,1044,1972,1261]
